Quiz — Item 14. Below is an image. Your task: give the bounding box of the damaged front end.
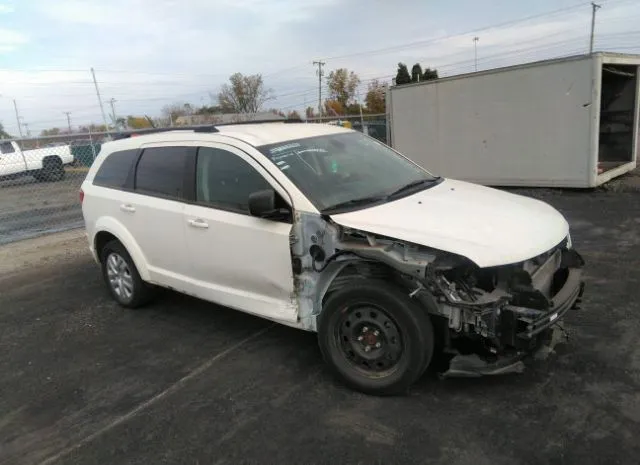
[295,215,585,378]
[428,240,585,378]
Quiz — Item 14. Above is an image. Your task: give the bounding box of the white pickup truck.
[0,140,74,182]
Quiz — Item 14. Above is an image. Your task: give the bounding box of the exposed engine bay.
[291,212,585,377]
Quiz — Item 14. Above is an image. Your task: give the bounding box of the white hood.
[330,179,569,268]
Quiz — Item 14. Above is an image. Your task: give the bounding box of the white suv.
[81,121,585,395]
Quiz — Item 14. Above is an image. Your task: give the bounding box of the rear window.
[135,146,189,200]
[93,149,137,189]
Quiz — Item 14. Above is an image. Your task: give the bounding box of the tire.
[100,240,153,308]
[318,280,434,396]
[41,157,65,182]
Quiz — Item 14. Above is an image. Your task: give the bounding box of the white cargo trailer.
[387,52,640,188]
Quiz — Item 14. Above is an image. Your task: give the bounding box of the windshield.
[258,132,439,212]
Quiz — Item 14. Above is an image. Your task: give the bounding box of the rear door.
[182,144,297,323]
[0,141,26,176]
[125,144,193,290]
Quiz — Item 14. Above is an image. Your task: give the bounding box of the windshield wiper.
[387,177,440,199]
[321,195,388,213]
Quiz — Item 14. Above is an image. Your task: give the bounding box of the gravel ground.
[0,169,86,246]
[1,189,640,465]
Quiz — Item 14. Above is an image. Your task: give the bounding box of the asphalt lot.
[1,189,640,465]
[0,169,85,246]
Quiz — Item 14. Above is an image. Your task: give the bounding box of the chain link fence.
[0,115,390,245]
[305,113,388,144]
[0,132,107,245]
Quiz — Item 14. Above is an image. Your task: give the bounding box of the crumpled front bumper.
[441,249,585,379]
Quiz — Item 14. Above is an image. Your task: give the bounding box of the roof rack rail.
[110,117,303,140]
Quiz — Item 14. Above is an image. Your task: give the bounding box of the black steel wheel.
[318,280,434,395]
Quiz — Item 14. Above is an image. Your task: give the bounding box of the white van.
[80,122,585,395]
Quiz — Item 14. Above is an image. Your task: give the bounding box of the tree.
[126,115,152,129]
[305,106,315,119]
[324,100,344,116]
[422,67,438,81]
[395,63,411,85]
[195,104,223,115]
[40,127,61,137]
[327,68,360,107]
[161,102,194,123]
[217,73,272,114]
[365,79,386,114]
[0,122,11,139]
[287,110,301,120]
[411,63,423,83]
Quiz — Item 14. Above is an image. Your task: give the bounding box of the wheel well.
[42,155,62,165]
[322,261,395,305]
[95,231,119,261]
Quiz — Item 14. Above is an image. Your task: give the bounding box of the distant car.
[79,122,585,395]
[0,140,73,182]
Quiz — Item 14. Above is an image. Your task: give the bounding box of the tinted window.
[135,146,189,199]
[0,142,15,154]
[93,149,137,189]
[196,147,272,213]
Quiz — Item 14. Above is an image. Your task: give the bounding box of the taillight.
[79,189,85,204]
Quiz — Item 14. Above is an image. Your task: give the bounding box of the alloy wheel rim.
[106,253,134,301]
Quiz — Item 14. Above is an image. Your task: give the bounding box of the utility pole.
[313,60,325,119]
[473,36,480,72]
[63,111,72,133]
[589,2,601,54]
[13,99,23,138]
[106,98,117,126]
[91,67,110,131]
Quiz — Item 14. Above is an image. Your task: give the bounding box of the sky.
[0,0,639,136]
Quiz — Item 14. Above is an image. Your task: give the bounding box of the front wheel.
[318,280,434,396]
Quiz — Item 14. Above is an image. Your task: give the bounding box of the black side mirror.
[248,189,290,221]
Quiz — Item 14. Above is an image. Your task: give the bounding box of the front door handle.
[120,204,136,213]
[188,218,209,229]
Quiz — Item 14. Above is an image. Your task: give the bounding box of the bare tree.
[217,73,273,114]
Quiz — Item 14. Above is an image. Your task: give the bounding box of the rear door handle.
[188,218,209,229]
[120,204,136,213]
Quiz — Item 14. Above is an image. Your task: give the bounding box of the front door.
[182,144,297,323]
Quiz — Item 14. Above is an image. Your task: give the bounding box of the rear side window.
[93,149,137,189]
[135,146,189,200]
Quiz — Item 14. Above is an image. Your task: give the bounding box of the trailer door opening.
[598,64,638,173]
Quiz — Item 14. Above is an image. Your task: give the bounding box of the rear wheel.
[40,157,65,182]
[100,240,153,308]
[318,280,434,395]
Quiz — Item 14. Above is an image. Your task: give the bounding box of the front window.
[258,132,440,213]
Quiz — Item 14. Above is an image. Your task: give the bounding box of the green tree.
[327,68,360,107]
[0,122,10,139]
[422,67,438,80]
[365,79,386,114]
[395,63,411,85]
[324,100,344,116]
[40,127,61,136]
[217,73,273,114]
[411,63,423,82]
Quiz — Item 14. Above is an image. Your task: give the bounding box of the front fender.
[94,216,151,281]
